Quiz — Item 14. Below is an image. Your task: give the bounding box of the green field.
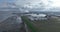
[21,16,60,32]
[21,16,40,32]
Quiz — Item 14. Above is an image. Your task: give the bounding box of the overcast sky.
[15,0,60,12]
[15,0,52,11]
[0,0,60,12]
[16,0,51,8]
[0,0,15,3]
[16,0,60,8]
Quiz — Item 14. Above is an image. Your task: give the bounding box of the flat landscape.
[32,17,60,32]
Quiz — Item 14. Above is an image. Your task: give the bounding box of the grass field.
[32,17,60,32]
[21,16,40,32]
[21,16,60,32]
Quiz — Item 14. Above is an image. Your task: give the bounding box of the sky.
[15,0,51,11]
[16,0,60,9]
[16,0,60,11]
[0,0,60,12]
[0,0,16,3]
[0,0,60,9]
[51,0,60,7]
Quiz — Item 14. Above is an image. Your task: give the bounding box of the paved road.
[0,16,26,32]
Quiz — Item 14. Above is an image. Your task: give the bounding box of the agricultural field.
[32,17,60,32]
[22,16,60,32]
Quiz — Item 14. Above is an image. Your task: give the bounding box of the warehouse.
[28,14,47,21]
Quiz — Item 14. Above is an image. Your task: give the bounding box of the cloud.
[16,0,58,12]
[0,0,16,3]
[16,0,52,8]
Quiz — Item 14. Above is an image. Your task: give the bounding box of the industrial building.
[27,14,47,21]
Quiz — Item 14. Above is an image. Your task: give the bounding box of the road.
[0,15,26,32]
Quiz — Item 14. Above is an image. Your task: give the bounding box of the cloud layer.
[15,0,52,11]
[15,0,60,12]
[0,0,16,3]
[16,0,51,8]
